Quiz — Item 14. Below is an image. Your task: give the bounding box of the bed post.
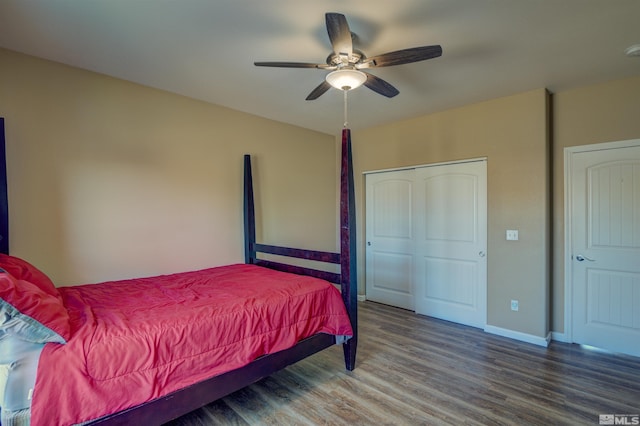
[340,128,358,371]
[0,117,8,255]
[243,154,256,264]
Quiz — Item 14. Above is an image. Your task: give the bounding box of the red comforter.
[31,264,353,425]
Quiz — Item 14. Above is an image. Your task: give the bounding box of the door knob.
[576,254,595,262]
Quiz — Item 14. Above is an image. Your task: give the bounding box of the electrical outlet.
[511,300,519,311]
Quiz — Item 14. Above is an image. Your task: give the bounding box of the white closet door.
[413,161,487,328]
[365,169,415,310]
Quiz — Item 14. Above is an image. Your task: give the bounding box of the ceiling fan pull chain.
[343,89,348,128]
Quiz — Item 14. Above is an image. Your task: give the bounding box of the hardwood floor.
[165,301,640,425]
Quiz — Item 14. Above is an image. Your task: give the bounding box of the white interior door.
[365,169,415,310]
[414,161,487,328]
[570,142,640,357]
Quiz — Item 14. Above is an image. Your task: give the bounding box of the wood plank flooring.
[165,301,640,425]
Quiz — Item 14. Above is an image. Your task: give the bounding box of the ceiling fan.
[254,12,442,100]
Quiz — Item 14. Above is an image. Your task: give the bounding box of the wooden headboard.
[243,154,342,283]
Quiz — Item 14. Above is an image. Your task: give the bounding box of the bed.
[0,116,359,425]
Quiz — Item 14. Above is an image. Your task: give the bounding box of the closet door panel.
[414,161,487,328]
[365,169,415,310]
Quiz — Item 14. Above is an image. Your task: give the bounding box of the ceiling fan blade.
[325,13,353,58]
[254,61,331,69]
[364,73,399,98]
[364,45,442,68]
[305,80,332,100]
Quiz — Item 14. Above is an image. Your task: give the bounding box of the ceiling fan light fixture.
[326,69,367,91]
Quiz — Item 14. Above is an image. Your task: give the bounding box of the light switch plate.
[506,230,519,241]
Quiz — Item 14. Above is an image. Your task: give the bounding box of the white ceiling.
[1,0,640,135]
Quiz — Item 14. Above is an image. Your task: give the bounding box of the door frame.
[563,138,640,343]
[364,157,487,176]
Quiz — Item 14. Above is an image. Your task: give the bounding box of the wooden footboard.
[243,128,358,370]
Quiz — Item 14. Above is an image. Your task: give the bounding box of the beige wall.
[551,74,640,333]
[353,89,551,338]
[0,48,338,285]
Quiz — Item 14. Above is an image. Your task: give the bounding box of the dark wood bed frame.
[0,117,358,425]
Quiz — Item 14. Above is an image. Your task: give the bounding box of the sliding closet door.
[414,160,487,328]
[365,169,415,310]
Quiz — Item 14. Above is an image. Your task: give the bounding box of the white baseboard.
[359,299,557,347]
[550,331,570,343]
[484,325,551,347]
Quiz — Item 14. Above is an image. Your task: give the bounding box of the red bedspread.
[30,264,353,425]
